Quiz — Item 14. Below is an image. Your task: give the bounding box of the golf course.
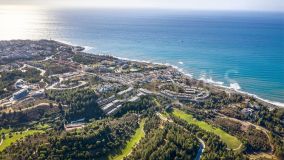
[172,108,242,150]
[111,119,145,160]
[0,129,44,152]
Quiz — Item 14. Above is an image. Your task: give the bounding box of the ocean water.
[0,7,283,105]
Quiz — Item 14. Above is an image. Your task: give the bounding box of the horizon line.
[1,4,284,13]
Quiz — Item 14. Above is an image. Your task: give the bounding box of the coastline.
[27,39,284,108]
[126,57,284,108]
[81,48,284,108]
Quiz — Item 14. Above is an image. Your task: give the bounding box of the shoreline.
[82,49,284,108]
[5,38,282,108]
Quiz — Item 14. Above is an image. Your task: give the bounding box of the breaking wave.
[198,75,224,85]
[229,82,241,90]
[56,39,94,52]
[54,42,284,108]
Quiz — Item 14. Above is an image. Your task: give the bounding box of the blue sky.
[0,0,283,11]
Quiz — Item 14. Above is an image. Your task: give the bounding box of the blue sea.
[0,7,283,105]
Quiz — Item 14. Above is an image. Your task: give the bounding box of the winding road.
[9,102,58,113]
[195,138,205,160]
[47,80,87,90]
[20,64,46,76]
[217,113,274,154]
[216,112,279,160]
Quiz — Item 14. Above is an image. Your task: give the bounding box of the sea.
[0,7,283,106]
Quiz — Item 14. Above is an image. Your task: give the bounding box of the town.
[0,40,212,120]
[0,40,283,160]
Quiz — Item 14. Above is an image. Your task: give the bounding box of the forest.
[127,115,200,160]
[0,114,139,160]
[46,89,103,122]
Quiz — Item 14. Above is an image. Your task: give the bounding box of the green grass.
[111,119,145,160]
[0,130,44,152]
[0,128,11,135]
[35,123,50,130]
[172,109,241,150]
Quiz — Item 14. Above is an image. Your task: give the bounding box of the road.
[12,102,58,112]
[195,138,205,160]
[20,64,46,76]
[47,80,87,90]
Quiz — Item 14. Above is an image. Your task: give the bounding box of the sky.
[0,0,283,11]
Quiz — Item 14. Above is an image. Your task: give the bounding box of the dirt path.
[7,102,58,113]
[233,143,243,151]
[249,152,278,160]
[217,112,276,159]
[217,113,274,153]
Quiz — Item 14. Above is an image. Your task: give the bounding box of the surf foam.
[229,83,241,90]
[57,39,94,52]
[56,43,284,108]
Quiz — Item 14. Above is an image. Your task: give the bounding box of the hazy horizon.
[0,0,283,12]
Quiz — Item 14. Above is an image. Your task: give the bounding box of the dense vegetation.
[127,115,199,160]
[0,114,139,160]
[172,108,242,150]
[221,104,284,158]
[72,54,96,65]
[112,119,145,160]
[1,83,282,160]
[215,118,271,153]
[0,104,60,127]
[246,107,284,159]
[170,115,247,160]
[0,129,44,152]
[46,89,103,122]
[115,95,156,117]
[72,53,116,65]
[197,90,243,109]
